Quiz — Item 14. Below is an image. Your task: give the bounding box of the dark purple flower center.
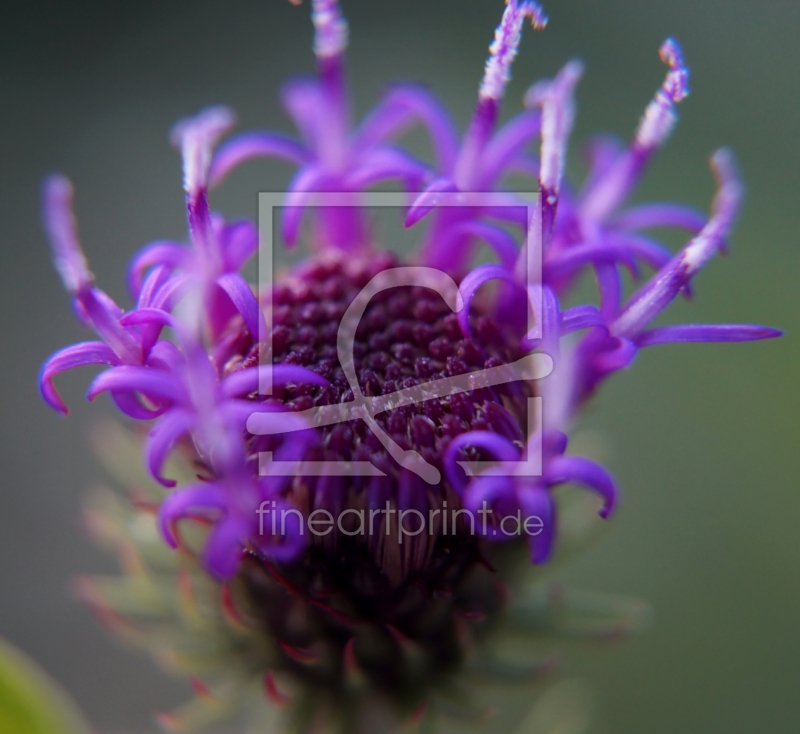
[223,251,531,587]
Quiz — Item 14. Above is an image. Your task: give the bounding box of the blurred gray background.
[1,0,798,731]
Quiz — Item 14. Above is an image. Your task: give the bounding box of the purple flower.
[42,0,780,587]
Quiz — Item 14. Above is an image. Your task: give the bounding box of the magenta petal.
[203,515,250,579]
[119,308,181,332]
[80,289,142,365]
[158,483,227,549]
[594,263,621,322]
[215,272,263,338]
[636,324,783,347]
[345,145,430,191]
[281,76,325,147]
[128,242,187,299]
[145,340,185,372]
[560,305,604,334]
[149,273,192,312]
[445,222,519,271]
[462,475,518,540]
[145,408,196,487]
[40,342,119,414]
[612,202,706,234]
[443,431,520,495]
[604,233,672,272]
[110,391,166,420]
[592,335,637,373]
[282,165,326,246]
[458,264,517,337]
[87,366,184,405]
[354,84,459,173]
[222,364,329,399]
[479,109,542,188]
[612,150,743,338]
[208,132,309,188]
[546,455,618,519]
[405,178,457,228]
[518,485,555,563]
[219,220,258,273]
[525,284,560,353]
[580,134,624,193]
[545,242,639,281]
[136,264,175,311]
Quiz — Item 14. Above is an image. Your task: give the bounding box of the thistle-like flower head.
[41,0,780,730]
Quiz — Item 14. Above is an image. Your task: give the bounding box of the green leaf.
[0,637,91,734]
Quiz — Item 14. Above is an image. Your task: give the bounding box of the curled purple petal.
[353,84,459,173]
[79,289,142,365]
[40,342,119,414]
[127,242,188,299]
[443,431,520,495]
[145,409,196,487]
[110,390,167,421]
[458,264,518,337]
[280,76,324,148]
[590,335,637,374]
[546,455,618,519]
[87,366,185,406]
[208,132,309,188]
[462,474,519,539]
[446,222,519,272]
[345,145,430,191]
[158,483,228,549]
[119,307,181,333]
[136,264,175,313]
[203,514,251,580]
